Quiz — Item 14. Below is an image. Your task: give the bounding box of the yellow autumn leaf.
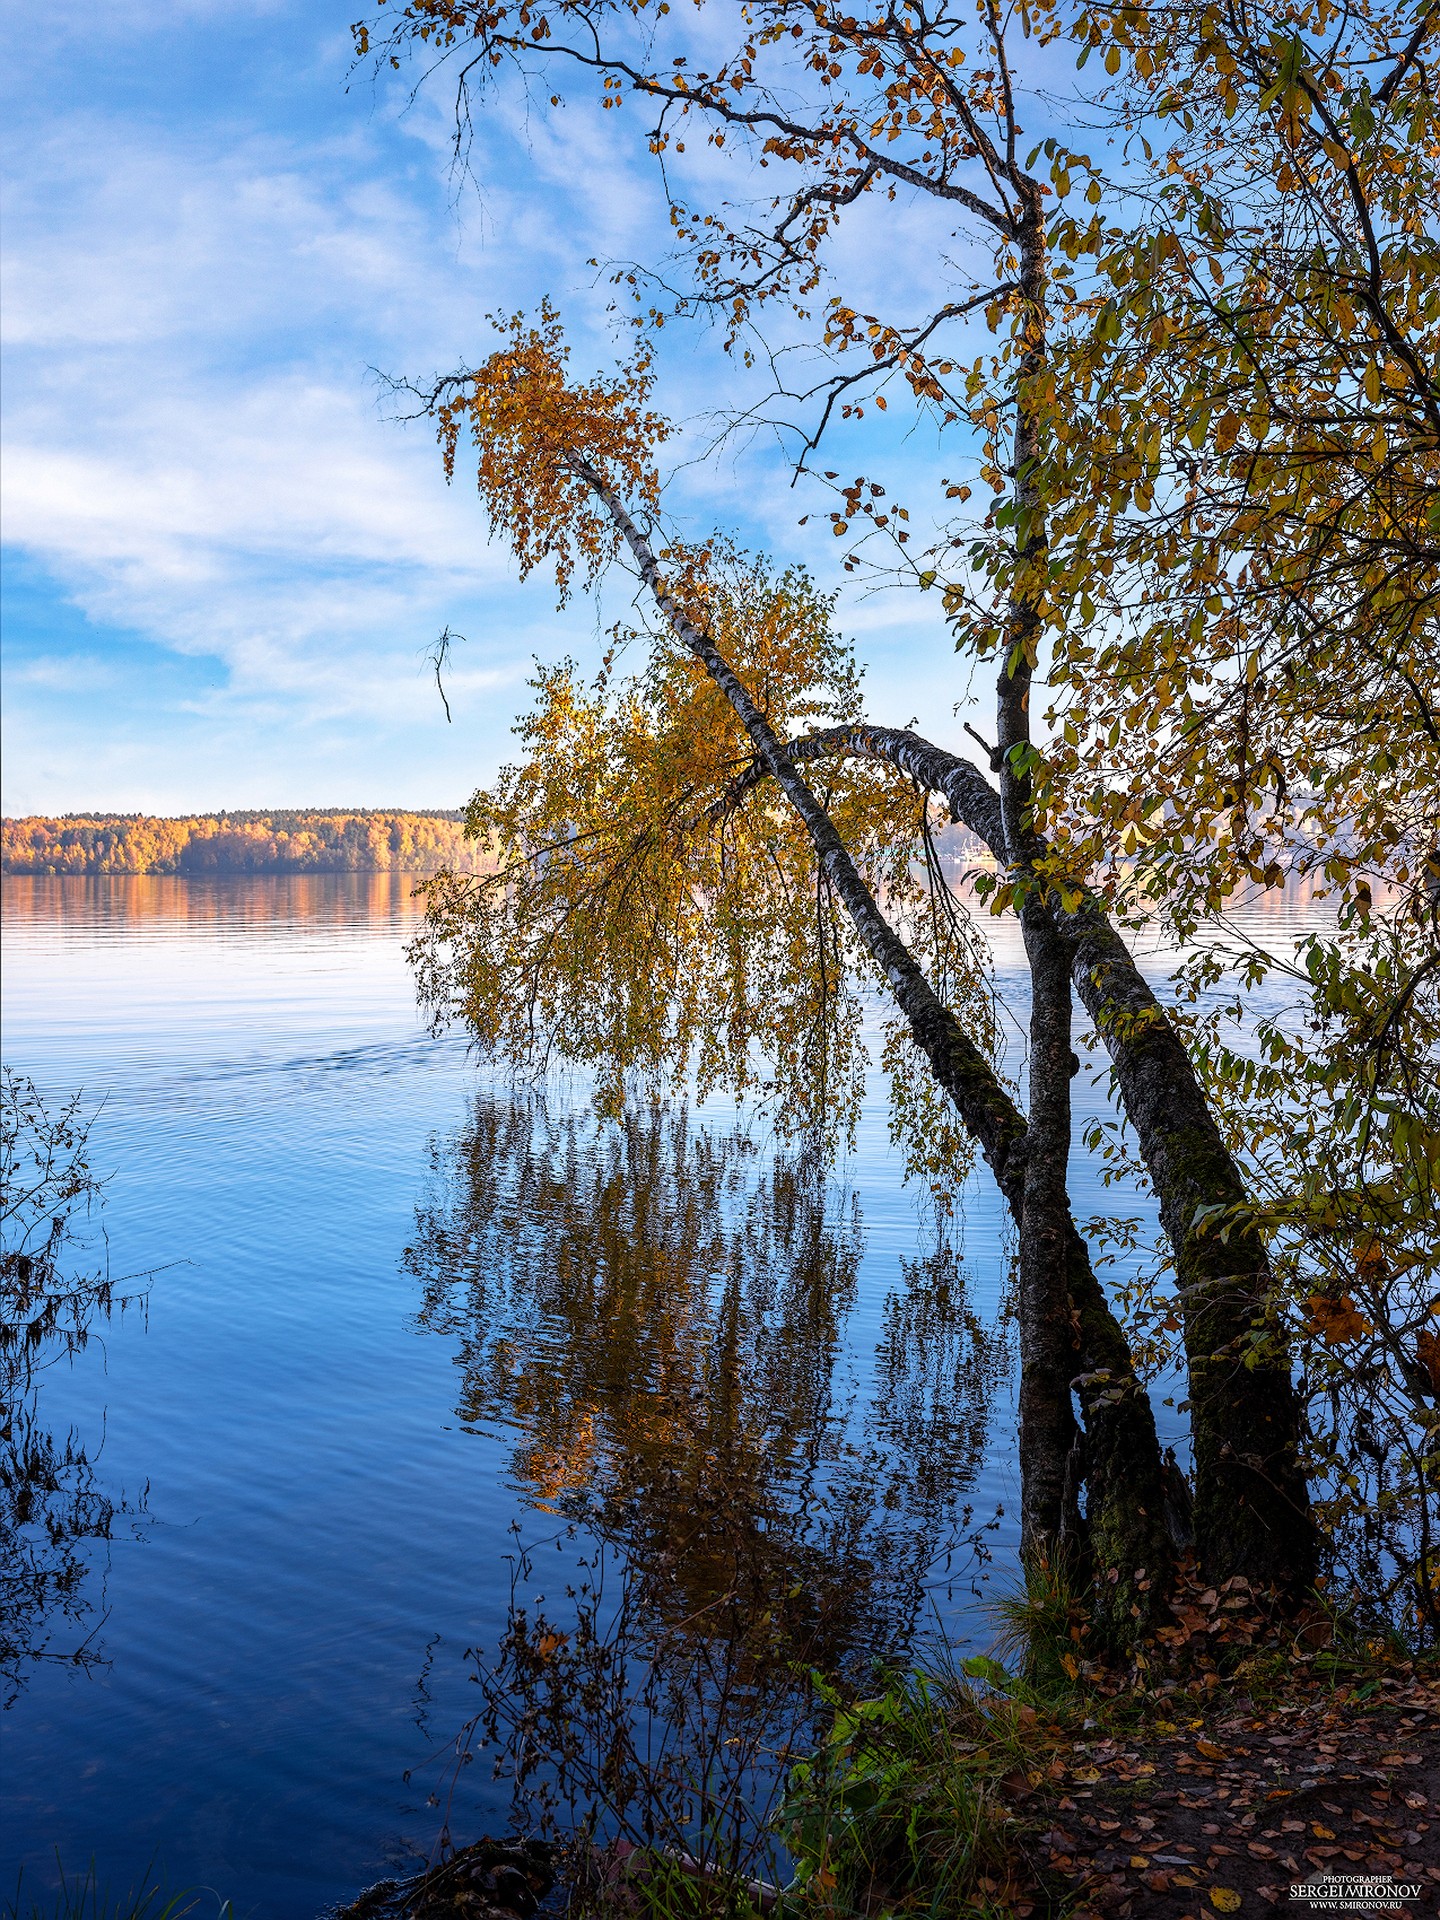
[1209,1891,1242,1913]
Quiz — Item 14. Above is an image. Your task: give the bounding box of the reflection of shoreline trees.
[404,1095,1010,1674]
[6,871,436,936]
[1,1071,149,1706]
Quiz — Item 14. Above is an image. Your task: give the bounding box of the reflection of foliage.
[404,1097,1011,1896]
[405,1095,1008,1677]
[453,1524,824,1910]
[1,1069,148,1705]
[872,1239,1013,1540]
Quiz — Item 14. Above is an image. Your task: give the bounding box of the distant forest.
[2,810,492,876]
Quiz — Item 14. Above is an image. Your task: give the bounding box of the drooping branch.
[722,716,1318,1592]
[561,454,1170,1611]
[565,454,1030,1198]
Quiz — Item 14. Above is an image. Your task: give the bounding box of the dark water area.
[0,874,1324,1914]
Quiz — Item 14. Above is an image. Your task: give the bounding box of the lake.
[0,872,1321,1915]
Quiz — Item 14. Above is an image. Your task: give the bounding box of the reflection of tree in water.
[406,1095,1008,1672]
[402,1096,1011,1888]
[871,1237,1013,1545]
[1,1071,148,1707]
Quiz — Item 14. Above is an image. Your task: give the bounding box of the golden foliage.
[434,302,669,602]
[410,538,996,1172]
[1035,0,1440,924]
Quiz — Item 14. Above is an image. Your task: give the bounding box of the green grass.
[5,1862,231,1920]
[775,1661,1053,1919]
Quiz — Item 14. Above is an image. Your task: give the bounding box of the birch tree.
[354,0,1379,1611]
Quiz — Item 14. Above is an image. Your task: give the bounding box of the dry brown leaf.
[1304,1292,1372,1344]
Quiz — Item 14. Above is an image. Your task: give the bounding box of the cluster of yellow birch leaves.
[413,320,993,1200]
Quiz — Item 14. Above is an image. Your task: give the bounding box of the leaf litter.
[1006,1669,1439,1917]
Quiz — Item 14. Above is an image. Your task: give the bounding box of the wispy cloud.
[1,8,979,814]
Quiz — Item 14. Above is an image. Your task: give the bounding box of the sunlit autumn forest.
[2,811,491,876]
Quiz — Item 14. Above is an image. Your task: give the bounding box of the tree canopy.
[362,0,1438,1638]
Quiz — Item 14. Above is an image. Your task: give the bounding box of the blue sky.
[1,1,985,816]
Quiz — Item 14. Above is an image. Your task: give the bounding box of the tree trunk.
[1064,1224,1174,1642]
[1001,187,1094,1580]
[572,456,1172,1630]
[1058,899,1316,1596]
[1015,904,1082,1564]
[738,719,1318,1600]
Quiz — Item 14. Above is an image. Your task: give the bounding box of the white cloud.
[0,106,566,760]
[0,8,992,814]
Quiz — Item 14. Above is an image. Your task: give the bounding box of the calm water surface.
[0,873,1321,1914]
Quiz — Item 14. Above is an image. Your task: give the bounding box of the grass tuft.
[5,1861,231,1920]
[777,1667,1040,1916]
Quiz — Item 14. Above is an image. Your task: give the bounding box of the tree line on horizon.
[1,809,494,877]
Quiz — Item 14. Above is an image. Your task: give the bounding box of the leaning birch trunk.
[738,721,1317,1600]
[1056,895,1316,1598]
[566,453,1173,1641]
